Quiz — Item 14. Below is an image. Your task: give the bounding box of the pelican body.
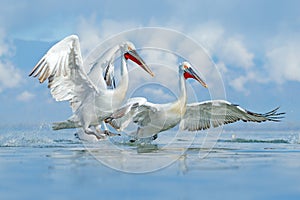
[107,61,207,138]
[29,35,154,139]
[107,62,284,139]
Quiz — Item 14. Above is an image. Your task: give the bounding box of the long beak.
[186,67,208,88]
[125,50,155,77]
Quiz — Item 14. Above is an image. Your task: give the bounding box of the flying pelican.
[49,41,120,136]
[106,61,284,140]
[49,37,130,132]
[29,35,154,139]
[106,61,207,139]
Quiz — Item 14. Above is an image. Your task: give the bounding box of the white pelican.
[106,61,207,139]
[106,61,284,140]
[29,35,154,139]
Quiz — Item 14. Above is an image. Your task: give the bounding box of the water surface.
[0,125,300,199]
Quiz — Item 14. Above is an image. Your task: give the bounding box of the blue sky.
[0,0,299,128]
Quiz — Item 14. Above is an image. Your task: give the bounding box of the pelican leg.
[84,127,106,140]
[95,124,103,133]
[129,128,158,143]
[95,122,121,137]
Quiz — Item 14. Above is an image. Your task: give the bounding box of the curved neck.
[120,48,128,76]
[177,69,187,105]
[166,70,187,117]
[112,48,128,102]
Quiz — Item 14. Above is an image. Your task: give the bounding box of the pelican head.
[180,61,208,88]
[121,41,155,77]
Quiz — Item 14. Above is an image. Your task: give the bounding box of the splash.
[0,124,80,148]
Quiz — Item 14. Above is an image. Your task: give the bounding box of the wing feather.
[180,100,284,131]
[106,97,158,130]
[29,35,98,112]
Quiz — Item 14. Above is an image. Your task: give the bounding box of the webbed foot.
[151,134,158,141]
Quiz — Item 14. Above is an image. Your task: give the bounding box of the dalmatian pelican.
[106,61,284,140]
[29,35,154,139]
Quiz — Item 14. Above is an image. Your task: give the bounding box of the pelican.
[49,37,124,133]
[29,35,154,139]
[106,61,284,140]
[106,61,207,139]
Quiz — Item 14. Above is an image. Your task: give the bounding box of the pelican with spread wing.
[29,35,154,139]
[106,62,284,139]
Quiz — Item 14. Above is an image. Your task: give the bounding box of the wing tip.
[29,57,46,78]
[245,106,285,122]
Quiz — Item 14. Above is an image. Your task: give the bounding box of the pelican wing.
[180,100,284,131]
[107,97,157,130]
[132,102,158,127]
[29,35,98,112]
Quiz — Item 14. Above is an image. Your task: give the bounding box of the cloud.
[77,16,141,57]
[265,35,300,84]
[190,22,254,69]
[76,15,103,57]
[76,16,300,96]
[188,22,256,95]
[229,75,250,95]
[189,22,225,55]
[127,55,180,101]
[75,18,227,100]
[218,37,254,69]
[17,91,35,102]
[0,28,22,92]
[76,19,181,96]
[142,87,175,102]
[43,14,299,96]
[0,29,14,56]
[0,61,22,92]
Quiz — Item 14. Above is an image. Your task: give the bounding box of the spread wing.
[29,35,98,112]
[180,100,284,131]
[107,97,158,131]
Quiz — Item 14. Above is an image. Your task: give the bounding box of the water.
[1,125,300,199]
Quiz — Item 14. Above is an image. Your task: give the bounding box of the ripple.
[218,138,290,144]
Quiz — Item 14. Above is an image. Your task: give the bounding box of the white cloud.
[76,17,294,97]
[189,23,254,69]
[76,15,103,57]
[0,61,22,92]
[0,29,13,56]
[189,22,225,55]
[76,18,226,99]
[188,23,256,95]
[76,19,188,99]
[265,38,300,84]
[215,61,228,74]
[0,29,22,92]
[218,37,254,69]
[77,16,141,57]
[229,75,250,95]
[127,59,180,101]
[17,91,35,102]
[142,87,175,102]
